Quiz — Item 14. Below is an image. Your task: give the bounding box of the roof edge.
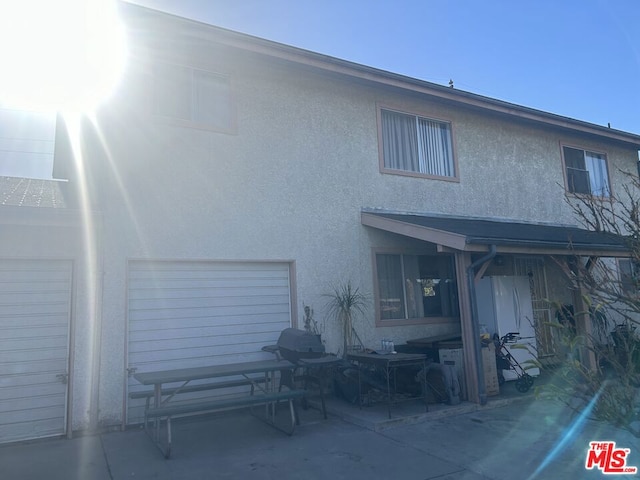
[122,2,640,148]
[361,210,630,257]
[360,208,581,229]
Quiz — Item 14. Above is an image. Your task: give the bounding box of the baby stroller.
[494,332,534,393]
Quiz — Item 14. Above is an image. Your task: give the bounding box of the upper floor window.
[379,108,455,179]
[563,145,610,197]
[0,107,56,179]
[154,63,234,132]
[375,252,459,325]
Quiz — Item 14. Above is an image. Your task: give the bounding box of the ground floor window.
[375,253,459,323]
[618,258,640,295]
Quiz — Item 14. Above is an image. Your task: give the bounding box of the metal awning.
[361,211,630,256]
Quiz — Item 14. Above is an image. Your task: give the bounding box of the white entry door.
[126,260,292,424]
[0,259,72,443]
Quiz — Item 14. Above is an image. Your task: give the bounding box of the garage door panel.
[1,347,68,363]
[127,260,292,424]
[128,301,291,316]
[129,288,289,308]
[0,259,71,444]
[129,292,290,310]
[0,417,65,440]
[2,415,65,433]
[127,315,289,332]
[0,269,70,283]
[129,330,281,354]
[0,359,68,376]
[129,279,290,295]
[129,340,273,364]
[130,263,288,277]
[128,320,288,342]
[129,331,280,353]
[0,372,63,388]
[0,278,68,294]
[129,271,290,282]
[130,350,269,372]
[129,275,288,288]
[0,335,68,350]
[0,281,70,293]
[1,383,67,401]
[128,310,291,328]
[0,393,65,413]
[0,303,70,317]
[0,292,70,305]
[0,403,66,425]
[2,321,69,336]
[129,303,290,324]
[0,314,68,328]
[128,317,290,341]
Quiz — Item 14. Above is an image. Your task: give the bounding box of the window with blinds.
[379,108,456,179]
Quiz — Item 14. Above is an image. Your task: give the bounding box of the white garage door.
[0,259,72,444]
[126,260,292,423]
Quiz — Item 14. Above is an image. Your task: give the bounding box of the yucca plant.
[325,281,368,357]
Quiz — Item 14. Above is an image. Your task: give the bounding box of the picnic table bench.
[129,376,268,410]
[132,359,303,458]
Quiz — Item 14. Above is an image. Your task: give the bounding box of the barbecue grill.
[262,328,337,419]
[270,328,325,362]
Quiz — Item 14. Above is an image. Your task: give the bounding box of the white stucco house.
[1,2,639,443]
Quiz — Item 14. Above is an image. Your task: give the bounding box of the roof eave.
[361,211,469,250]
[121,2,640,149]
[467,237,630,257]
[361,211,631,257]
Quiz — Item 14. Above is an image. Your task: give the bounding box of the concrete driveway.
[1,397,637,479]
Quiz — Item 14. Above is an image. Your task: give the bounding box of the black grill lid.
[277,328,325,354]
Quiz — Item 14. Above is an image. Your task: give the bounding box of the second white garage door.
[126,260,292,423]
[0,259,72,444]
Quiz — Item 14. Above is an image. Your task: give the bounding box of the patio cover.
[361,211,630,257]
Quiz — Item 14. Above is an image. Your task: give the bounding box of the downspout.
[466,245,497,406]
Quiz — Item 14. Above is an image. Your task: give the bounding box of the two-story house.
[1,3,638,443]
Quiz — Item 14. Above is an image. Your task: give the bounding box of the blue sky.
[131,0,640,136]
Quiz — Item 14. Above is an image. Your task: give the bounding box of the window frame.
[377,105,459,182]
[618,258,640,296]
[372,248,460,327]
[152,61,237,134]
[560,143,611,198]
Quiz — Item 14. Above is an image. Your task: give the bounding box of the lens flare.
[0,0,127,114]
[526,384,605,480]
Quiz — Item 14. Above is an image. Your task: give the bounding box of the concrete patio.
[1,387,637,480]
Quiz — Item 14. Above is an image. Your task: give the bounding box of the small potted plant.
[302,303,321,339]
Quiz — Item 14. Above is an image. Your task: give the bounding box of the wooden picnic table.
[133,358,303,458]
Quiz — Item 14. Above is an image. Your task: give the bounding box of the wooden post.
[572,263,598,371]
[551,255,598,371]
[455,252,479,403]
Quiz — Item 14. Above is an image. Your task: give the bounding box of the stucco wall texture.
[76,30,640,427]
